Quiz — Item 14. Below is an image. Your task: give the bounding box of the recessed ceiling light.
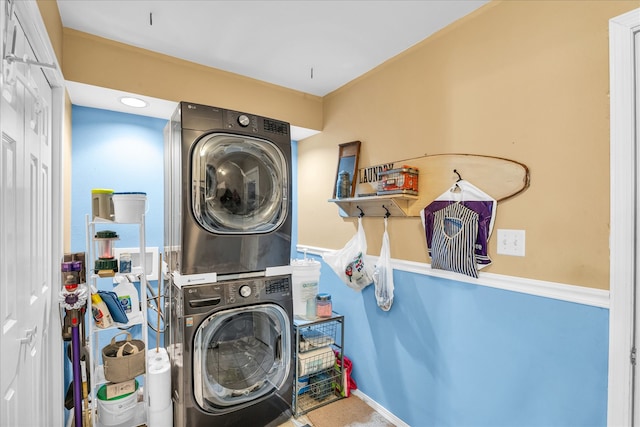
[119,96,148,108]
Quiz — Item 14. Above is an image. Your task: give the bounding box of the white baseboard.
[352,389,411,427]
[296,244,609,309]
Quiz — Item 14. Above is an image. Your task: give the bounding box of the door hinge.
[631,347,637,365]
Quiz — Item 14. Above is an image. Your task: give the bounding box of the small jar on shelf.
[316,293,332,317]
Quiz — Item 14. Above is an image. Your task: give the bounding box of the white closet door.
[1,3,56,426]
[633,26,640,427]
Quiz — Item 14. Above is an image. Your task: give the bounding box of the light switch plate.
[497,229,526,256]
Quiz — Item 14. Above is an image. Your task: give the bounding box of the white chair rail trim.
[296,244,609,309]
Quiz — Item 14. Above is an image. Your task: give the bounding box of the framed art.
[333,141,361,198]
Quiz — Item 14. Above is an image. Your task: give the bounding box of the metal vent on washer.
[263,119,289,136]
[265,278,290,294]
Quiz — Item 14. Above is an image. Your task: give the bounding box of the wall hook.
[382,205,391,218]
[356,206,365,218]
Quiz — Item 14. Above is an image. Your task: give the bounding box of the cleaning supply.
[113,277,139,315]
[91,293,114,328]
[113,277,140,316]
[291,256,321,319]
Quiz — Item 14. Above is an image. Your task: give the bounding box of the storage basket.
[377,166,419,195]
[102,331,146,383]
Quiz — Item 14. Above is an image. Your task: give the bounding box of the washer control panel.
[181,275,292,313]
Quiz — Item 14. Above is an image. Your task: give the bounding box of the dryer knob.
[239,285,252,298]
[237,115,250,127]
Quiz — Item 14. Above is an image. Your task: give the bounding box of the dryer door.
[192,133,288,234]
[193,304,291,412]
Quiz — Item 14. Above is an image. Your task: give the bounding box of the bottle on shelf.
[114,277,140,316]
[91,293,114,328]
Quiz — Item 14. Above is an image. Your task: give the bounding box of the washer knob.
[239,285,252,298]
[237,115,250,127]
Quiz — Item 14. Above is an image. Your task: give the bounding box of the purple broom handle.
[72,324,83,427]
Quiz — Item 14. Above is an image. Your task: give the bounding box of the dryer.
[164,102,292,277]
[168,274,294,427]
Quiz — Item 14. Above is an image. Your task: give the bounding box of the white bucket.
[97,383,138,426]
[112,192,147,223]
[291,258,321,319]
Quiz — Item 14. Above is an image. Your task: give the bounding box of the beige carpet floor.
[280,395,395,427]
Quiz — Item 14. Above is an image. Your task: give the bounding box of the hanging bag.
[373,217,394,311]
[322,217,374,291]
[102,331,146,382]
[421,179,496,270]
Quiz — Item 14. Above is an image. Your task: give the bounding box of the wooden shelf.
[328,194,419,217]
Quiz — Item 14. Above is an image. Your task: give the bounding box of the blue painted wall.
[70,106,166,251]
[307,253,609,427]
[70,104,167,359]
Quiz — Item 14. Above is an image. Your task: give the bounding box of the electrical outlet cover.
[497,229,525,256]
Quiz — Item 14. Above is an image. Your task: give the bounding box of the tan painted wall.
[36,0,62,63]
[298,0,638,290]
[62,29,323,131]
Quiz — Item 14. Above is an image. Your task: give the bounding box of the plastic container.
[113,277,140,315]
[91,293,114,329]
[92,188,115,221]
[291,258,321,319]
[119,252,132,274]
[316,293,332,318]
[113,192,147,223]
[97,381,139,426]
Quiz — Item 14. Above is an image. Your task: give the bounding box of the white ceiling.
[57,0,489,138]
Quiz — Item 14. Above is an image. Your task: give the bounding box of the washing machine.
[168,274,294,427]
[164,101,292,277]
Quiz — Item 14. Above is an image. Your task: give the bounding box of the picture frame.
[333,141,361,199]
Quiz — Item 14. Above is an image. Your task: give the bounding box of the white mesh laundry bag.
[373,217,394,311]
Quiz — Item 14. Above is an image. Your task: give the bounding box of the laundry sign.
[357,163,395,195]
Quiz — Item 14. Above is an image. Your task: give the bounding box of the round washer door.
[192,304,291,412]
[192,133,289,234]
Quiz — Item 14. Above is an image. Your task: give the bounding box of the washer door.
[193,304,291,412]
[192,133,288,234]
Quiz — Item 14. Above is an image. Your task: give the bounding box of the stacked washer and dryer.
[164,102,294,427]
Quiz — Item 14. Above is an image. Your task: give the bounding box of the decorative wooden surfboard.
[347,154,529,217]
[420,154,529,199]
